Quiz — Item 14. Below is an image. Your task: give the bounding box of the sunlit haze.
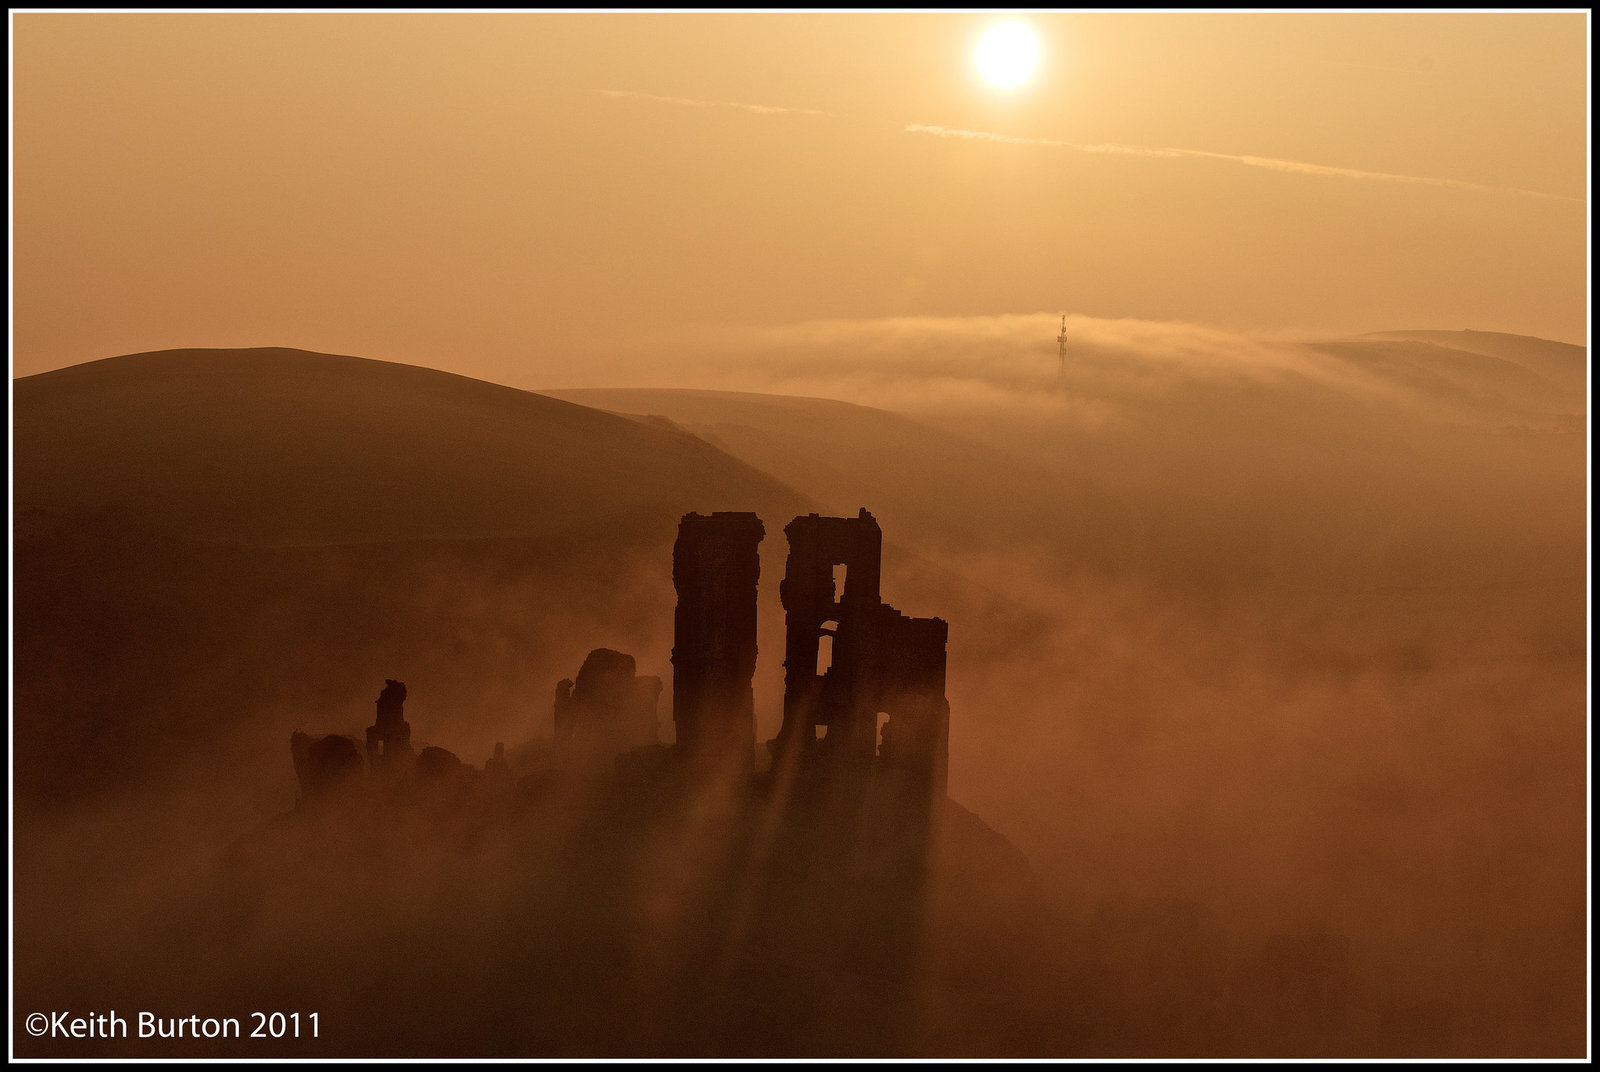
[9,12,1588,386]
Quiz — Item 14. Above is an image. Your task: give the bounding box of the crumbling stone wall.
[769,509,949,791]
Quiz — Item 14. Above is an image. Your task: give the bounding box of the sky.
[10,11,1590,385]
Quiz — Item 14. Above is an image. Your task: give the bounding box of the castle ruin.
[290,508,948,801]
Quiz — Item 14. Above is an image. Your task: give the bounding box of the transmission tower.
[1056,314,1068,387]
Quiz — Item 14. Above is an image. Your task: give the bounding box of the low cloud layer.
[614,313,1578,438]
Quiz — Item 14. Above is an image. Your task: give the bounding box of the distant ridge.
[1357,329,1587,397]
[543,385,1126,557]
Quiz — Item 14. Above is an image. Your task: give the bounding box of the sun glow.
[975,21,1041,89]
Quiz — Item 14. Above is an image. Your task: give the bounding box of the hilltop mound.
[15,347,807,546]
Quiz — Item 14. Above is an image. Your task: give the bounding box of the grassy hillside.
[15,347,808,545]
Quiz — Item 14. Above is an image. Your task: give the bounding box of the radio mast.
[1056,314,1068,387]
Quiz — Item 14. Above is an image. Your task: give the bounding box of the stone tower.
[365,678,414,771]
[671,511,765,771]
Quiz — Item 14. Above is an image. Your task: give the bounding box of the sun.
[975,21,1041,90]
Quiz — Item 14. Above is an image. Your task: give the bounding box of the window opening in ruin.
[816,631,834,675]
[876,712,889,756]
[833,563,848,600]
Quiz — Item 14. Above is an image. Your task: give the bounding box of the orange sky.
[10,12,1589,383]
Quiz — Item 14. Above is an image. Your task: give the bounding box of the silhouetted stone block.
[416,745,464,782]
[555,648,663,770]
[484,741,510,778]
[289,730,365,801]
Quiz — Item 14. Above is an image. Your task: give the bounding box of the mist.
[549,315,1587,1053]
[13,315,1586,1056]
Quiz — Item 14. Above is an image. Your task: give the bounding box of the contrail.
[904,124,1580,203]
[596,88,834,118]
[595,90,1577,204]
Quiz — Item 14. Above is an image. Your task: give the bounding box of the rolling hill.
[15,347,809,546]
